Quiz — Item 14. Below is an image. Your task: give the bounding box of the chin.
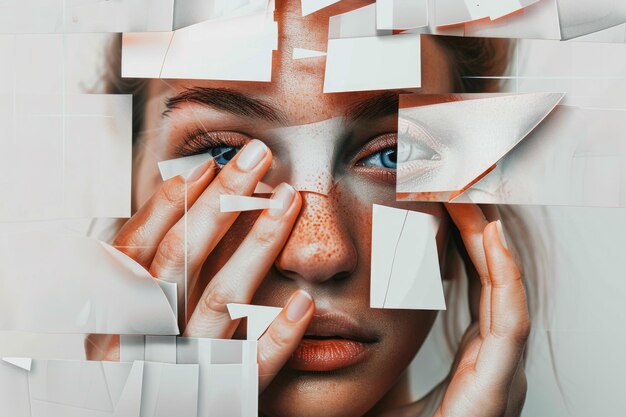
[260,367,384,417]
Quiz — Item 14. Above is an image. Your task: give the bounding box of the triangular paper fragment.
[370,205,445,310]
[396,92,564,200]
[2,357,32,371]
[227,304,283,340]
[293,48,327,59]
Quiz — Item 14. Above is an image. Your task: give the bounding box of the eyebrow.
[344,91,408,123]
[163,87,287,123]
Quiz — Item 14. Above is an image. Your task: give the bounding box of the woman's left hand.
[385,203,530,417]
[433,203,530,417]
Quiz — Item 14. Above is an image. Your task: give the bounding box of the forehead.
[151,1,453,125]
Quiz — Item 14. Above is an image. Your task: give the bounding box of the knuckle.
[265,322,292,350]
[200,284,234,316]
[158,179,185,210]
[214,172,246,196]
[153,232,186,270]
[250,227,279,249]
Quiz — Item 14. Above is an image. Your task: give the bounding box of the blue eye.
[359,147,397,169]
[211,146,241,166]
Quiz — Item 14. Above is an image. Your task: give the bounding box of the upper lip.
[303,310,379,343]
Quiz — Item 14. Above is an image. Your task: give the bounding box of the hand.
[86,140,315,392]
[383,203,530,417]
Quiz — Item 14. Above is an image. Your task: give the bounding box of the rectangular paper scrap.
[122,6,277,81]
[376,0,429,30]
[370,205,445,310]
[323,33,421,93]
[220,195,282,212]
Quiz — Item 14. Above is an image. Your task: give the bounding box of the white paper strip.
[301,0,342,16]
[227,304,283,340]
[122,4,277,81]
[0,233,178,335]
[220,195,282,212]
[292,47,327,59]
[370,205,445,310]
[376,0,429,30]
[323,33,421,93]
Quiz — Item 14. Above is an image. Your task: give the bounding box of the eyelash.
[173,129,399,183]
[173,129,250,158]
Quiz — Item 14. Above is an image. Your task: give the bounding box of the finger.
[113,158,217,267]
[149,139,271,281]
[184,183,302,338]
[257,290,314,392]
[445,203,491,332]
[476,221,530,386]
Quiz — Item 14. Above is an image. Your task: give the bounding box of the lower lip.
[289,338,372,372]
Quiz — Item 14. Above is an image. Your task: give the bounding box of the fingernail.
[183,160,210,182]
[495,220,509,250]
[269,183,295,217]
[285,290,313,322]
[236,139,268,171]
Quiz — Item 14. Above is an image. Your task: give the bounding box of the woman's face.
[134,2,455,416]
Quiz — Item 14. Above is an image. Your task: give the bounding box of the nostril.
[331,271,351,282]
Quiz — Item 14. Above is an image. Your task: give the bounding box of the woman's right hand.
[86,139,314,392]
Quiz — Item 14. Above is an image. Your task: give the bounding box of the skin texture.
[87,1,530,416]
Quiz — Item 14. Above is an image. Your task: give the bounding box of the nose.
[275,192,357,284]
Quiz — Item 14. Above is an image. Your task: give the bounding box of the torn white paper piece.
[396,93,564,201]
[556,0,626,40]
[323,33,421,93]
[220,195,283,212]
[122,5,277,81]
[376,0,429,30]
[450,106,626,207]
[301,0,342,16]
[227,304,283,340]
[158,152,214,181]
[293,47,327,59]
[140,362,199,417]
[0,359,31,417]
[28,360,143,417]
[2,357,32,371]
[329,3,392,39]
[176,338,258,417]
[370,205,445,310]
[464,0,561,40]
[172,0,268,30]
[434,0,490,26]
[434,0,540,26]
[144,336,177,364]
[0,233,178,335]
